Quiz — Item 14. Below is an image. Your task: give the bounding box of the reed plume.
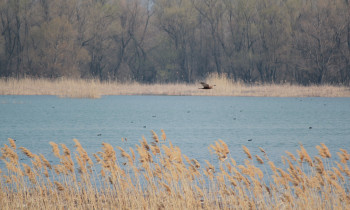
[320,143,331,158]
[209,140,230,161]
[151,130,159,143]
[255,155,264,164]
[74,139,93,166]
[117,146,133,166]
[8,138,16,150]
[161,129,167,141]
[0,132,349,209]
[285,151,297,162]
[49,142,61,158]
[54,181,65,191]
[19,147,35,158]
[299,144,313,166]
[39,154,52,169]
[22,163,36,184]
[242,145,252,160]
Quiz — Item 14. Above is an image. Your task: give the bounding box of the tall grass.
[0,132,349,209]
[1,74,349,98]
[0,77,101,98]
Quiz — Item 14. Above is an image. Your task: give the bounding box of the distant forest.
[1,0,350,85]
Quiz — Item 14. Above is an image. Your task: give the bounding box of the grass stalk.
[0,131,349,209]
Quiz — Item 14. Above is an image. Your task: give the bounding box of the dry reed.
[0,130,349,209]
[1,74,349,98]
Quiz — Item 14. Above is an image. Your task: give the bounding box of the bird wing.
[200,82,209,88]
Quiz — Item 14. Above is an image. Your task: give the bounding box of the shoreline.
[1,78,350,98]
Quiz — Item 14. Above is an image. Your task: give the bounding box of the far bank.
[0,77,349,98]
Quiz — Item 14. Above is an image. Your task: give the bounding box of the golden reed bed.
[1,75,350,98]
[0,130,349,209]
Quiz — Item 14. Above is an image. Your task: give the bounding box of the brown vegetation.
[1,0,350,85]
[1,74,350,98]
[0,131,349,209]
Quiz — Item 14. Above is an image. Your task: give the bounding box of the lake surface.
[1,95,350,167]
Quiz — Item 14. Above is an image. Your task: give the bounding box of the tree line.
[1,0,350,85]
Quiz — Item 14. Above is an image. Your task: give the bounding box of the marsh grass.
[1,74,349,98]
[0,131,349,209]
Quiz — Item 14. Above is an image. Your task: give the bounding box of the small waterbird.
[200,82,216,89]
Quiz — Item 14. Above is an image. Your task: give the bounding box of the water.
[1,95,350,167]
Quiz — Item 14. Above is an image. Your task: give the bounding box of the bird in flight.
[200,82,216,89]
